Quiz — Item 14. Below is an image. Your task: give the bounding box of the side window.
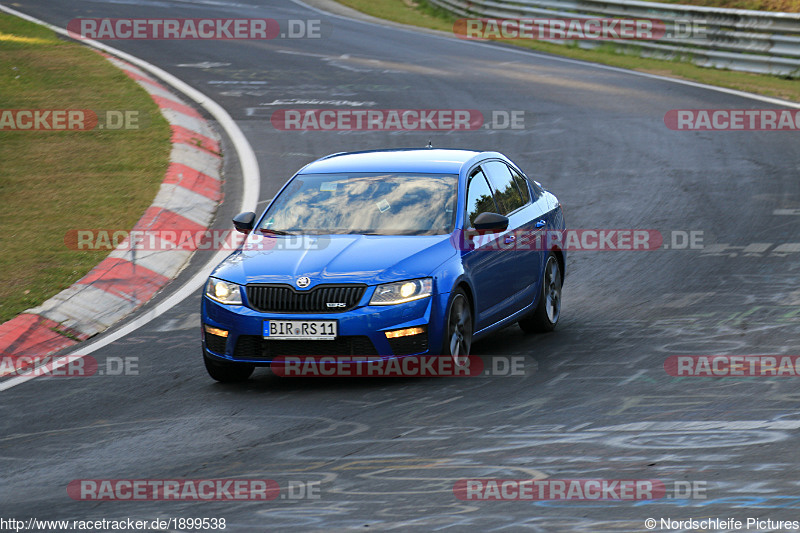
[465,170,497,228]
[508,166,532,203]
[483,161,524,215]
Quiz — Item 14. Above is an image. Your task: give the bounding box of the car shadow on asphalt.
[202,324,569,393]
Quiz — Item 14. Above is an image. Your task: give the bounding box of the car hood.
[211,233,457,287]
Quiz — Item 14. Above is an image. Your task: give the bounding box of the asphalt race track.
[2,1,800,531]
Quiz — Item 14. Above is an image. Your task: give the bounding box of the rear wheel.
[442,289,473,367]
[203,353,254,382]
[519,253,562,333]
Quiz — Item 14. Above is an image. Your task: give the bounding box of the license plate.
[263,320,337,340]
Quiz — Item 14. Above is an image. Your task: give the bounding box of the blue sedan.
[201,148,565,381]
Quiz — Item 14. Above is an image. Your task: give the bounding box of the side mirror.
[472,212,509,232]
[232,211,256,234]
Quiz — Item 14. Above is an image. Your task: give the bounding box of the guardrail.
[428,0,800,77]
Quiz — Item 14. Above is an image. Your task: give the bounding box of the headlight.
[205,277,242,305]
[370,278,432,305]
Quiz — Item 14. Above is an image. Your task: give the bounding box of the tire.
[442,288,473,367]
[203,352,254,382]
[519,252,562,334]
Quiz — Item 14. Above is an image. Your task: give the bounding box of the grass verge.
[336,0,800,103]
[0,14,171,323]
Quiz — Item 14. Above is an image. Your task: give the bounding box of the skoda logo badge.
[296,276,311,288]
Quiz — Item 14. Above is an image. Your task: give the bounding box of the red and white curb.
[0,53,222,373]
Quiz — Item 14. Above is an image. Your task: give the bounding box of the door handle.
[535,219,546,228]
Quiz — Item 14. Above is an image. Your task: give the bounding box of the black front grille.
[246,284,366,313]
[233,335,378,360]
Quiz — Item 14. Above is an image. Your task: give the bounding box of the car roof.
[298,148,483,175]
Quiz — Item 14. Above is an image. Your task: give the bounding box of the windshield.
[259,172,458,236]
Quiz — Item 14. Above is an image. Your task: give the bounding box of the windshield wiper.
[259,228,296,236]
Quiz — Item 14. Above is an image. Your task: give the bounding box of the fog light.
[385,326,425,339]
[204,324,229,338]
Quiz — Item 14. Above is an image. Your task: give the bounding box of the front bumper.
[202,290,450,364]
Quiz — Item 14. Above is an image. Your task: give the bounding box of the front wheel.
[203,353,254,382]
[519,253,562,333]
[442,289,473,367]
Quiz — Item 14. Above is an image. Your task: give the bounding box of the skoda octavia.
[201,148,565,381]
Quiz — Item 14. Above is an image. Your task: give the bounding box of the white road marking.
[742,243,772,253]
[153,312,201,332]
[176,62,231,68]
[663,292,716,308]
[617,369,646,386]
[545,372,568,387]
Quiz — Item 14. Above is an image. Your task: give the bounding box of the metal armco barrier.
[429,0,800,77]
